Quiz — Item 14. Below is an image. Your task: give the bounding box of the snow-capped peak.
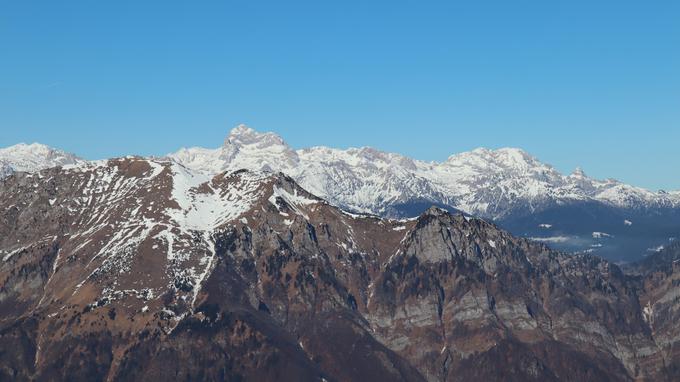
[446,147,551,175]
[0,142,83,177]
[570,166,587,178]
[168,125,680,218]
[170,125,299,175]
[224,124,288,149]
[5,126,677,221]
[227,123,255,138]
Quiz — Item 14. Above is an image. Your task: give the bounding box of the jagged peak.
[162,128,680,217]
[230,123,255,136]
[223,124,288,149]
[570,166,587,178]
[446,147,553,176]
[0,142,83,175]
[1,142,64,155]
[449,147,533,162]
[421,206,451,218]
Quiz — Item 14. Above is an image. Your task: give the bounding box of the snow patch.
[268,185,317,219]
[643,302,653,325]
[168,164,260,231]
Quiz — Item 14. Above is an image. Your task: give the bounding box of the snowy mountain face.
[167,125,680,261]
[0,143,83,178]
[170,126,680,219]
[1,127,677,261]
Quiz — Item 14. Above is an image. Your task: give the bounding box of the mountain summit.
[0,143,83,178]
[224,124,288,148]
[173,125,299,174]
[0,126,677,261]
[170,126,680,218]
[165,125,680,261]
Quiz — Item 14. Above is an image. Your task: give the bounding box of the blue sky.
[1,1,679,190]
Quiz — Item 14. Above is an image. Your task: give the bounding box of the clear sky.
[1,1,679,190]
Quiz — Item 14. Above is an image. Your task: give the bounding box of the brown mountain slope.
[0,158,677,381]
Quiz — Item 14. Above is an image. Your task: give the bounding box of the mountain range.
[4,125,675,262]
[171,125,680,218]
[1,156,679,381]
[0,143,84,179]
[168,126,680,262]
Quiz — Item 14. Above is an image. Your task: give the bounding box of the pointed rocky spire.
[224,124,255,144]
[571,166,586,178]
[218,124,299,169]
[223,124,288,148]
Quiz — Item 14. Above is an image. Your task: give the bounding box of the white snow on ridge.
[0,143,83,177]
[64,159,275,311]
[3,125,679,221]
[167,163,266,231]
[166,125,680,219]
[2,245,31,261]
[270,185,318,207]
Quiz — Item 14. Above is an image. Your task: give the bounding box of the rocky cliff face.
[0,158,678,381]
[627,240,680,380]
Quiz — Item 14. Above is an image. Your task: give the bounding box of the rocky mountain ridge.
[0,143,83,178]
[2,127,679,261]
[4,128,677,220]
[169,125,680,219]
[168,125,680,261]
[0,158,679,381]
